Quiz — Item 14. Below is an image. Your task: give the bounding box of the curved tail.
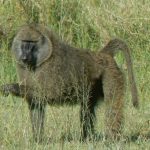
[101,38,139,107]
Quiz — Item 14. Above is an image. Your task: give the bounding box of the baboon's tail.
[101,38,139,107]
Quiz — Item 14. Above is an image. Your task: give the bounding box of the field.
[0,0,150,149]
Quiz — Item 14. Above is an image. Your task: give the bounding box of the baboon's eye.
[22,40,38,43]
[21,40,38,52]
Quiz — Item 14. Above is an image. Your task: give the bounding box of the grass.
[0,0,150,149]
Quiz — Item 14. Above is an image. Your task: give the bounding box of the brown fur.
[0,24,138,142]
[100,38,139,107]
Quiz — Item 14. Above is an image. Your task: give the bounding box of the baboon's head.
[12,24,53,70]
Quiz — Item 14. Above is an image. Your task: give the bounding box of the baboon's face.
[12,25,52,70]
[18,40,38,70]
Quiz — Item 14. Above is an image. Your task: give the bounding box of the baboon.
[0,24,138,142]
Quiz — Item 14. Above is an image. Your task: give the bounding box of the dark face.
[20,40,38,71]
[12,25,53,70]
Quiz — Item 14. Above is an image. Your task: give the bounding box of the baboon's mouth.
[21,59,36,71]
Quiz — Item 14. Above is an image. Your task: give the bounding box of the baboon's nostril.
[21,55,28,63]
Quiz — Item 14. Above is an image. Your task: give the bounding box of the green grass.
[0,0,150,149]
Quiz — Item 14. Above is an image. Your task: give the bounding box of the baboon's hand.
[0,83,20,97]
[0,84,13,96]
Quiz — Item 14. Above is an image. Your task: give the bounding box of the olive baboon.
[0,24,138,142]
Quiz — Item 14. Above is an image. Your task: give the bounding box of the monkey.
[0,24,138,142]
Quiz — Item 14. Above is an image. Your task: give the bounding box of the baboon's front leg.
[103,68,124,140]
[27,99,46,143]
[0,83,30,98]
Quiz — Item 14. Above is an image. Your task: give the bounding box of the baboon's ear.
[11,37,20,61]
[36,36,53,66]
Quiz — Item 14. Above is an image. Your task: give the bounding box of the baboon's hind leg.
[103,66,124,140]
[80,79,103,141]
[80,97,96,141]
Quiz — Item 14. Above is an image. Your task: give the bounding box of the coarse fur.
[0,24,138,142]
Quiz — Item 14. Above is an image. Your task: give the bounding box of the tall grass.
[0,0,150,149]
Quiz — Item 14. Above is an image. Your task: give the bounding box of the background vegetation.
[0,0,150,149]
